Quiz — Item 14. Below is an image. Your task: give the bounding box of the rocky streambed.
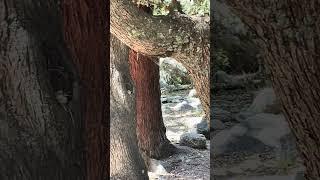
[211,87,305,180]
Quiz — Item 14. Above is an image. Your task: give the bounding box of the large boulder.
[209,108,231,131]
[213,113,294,155]
[159,57,191,89]
[179,132,207,149]
[249,88,280,114]
[243,113,290,148]
[235,88,281,121]
[212,124,248,150]
[196,120,209,138]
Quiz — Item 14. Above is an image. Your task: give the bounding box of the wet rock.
[180,132,207,149]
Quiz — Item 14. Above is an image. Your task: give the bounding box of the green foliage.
[152,2,171,15]
[160,60,192,87]
[133,0,209,16]
[180,0,209,16]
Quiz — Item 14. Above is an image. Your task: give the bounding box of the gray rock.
[249,88,279,113]
[212,124,248,155]
[213,71,233,84]
[234,111,255,122]
[196,120,209,138]
[179,132,207,149]
[244,113,290,148]
[213,113,295,156]
[159,57,191,89]
[188,89,197,97]
[235,88,281,121]
[188,97,202,109]
[171,101,194,112]
[148,158,167,174]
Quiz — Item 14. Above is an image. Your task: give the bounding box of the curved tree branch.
[110,0,209,58]
[111,0,211,125]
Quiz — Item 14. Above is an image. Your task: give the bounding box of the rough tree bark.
[0,0,84,179]
[110,0,210,126]
[226,1,320,179]
[62,0,108,179]
[129,50,176,159]
[110,35,149,179]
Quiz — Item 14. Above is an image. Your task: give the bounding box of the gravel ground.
[149,89,210,180]
[211,88,304,179]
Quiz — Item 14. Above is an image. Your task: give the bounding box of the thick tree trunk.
[129,50,176,159]
[226,1,320,179]
[110,35,149,179]
[186,50,210,126]
[62,1,108,179]
[110,0,210,127]
[0,0,84,179]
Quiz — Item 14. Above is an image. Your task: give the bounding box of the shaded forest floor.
[149,89,210,180]
[210,87,305,180]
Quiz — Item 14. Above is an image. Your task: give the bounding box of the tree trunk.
[62,1,108,179]
[110,0,210,127]
[0,0,84,179]
[226,1,320,179]
[110,35,149,179]
[129,50,176,159]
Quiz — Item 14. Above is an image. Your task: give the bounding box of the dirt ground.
[149,89,210,180]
